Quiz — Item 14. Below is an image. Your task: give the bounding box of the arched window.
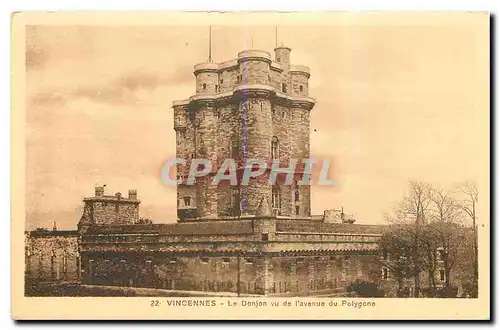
[271,136,279,159]
[230,136,240,160]
[281,83,287,93]
[272,185,280,210]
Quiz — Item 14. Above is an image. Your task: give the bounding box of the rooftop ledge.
[290,65,311,75]
[237,50,271,60]
[172,84,316,107]
[193,50,292,74]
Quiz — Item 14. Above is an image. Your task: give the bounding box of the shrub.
[346,280,385,297]
[437,285,458,298]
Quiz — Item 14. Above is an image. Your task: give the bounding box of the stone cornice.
[193,52,286,76]
[290,65,311,78]
[237,50,272,65]
[275,231,383,237]
[193,62,219,75]
[173,84,316,110]
[83,197,141,204]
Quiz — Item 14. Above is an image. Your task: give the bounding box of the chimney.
[128,189,137,200]
[95,186,104,197]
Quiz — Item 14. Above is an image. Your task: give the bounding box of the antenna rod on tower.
[208,25,212,62]
[275,26,278,48]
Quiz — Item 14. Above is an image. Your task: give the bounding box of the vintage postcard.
[11,12,490,320]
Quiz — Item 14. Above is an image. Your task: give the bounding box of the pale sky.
[25,14,490,230]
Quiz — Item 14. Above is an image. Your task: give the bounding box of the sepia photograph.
[11,11,490,320]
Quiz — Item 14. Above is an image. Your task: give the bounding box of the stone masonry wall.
[82,253,262,294]
[239,60,270,85]
[176,48,313,218]
[291,73,309,96]
[25,233,79,282]
[89,200,139,225]
[81,252,380,295]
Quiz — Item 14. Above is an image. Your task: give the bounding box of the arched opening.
[294,184,300,215]
[230,136,240,161]
[272,185,281,213]
[230,187,241,216]
[271,136,279,160]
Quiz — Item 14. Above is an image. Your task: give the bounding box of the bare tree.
[456,180,479,297]
[428,187,465,295]
[384,181,478,298]
[419,225,440,297]
[387,180,432,297]
[379,226,416,296]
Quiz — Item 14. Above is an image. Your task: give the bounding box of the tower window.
[176,130,185,145]
[294,186,300,202]
[281,83,287,93]
[62,255,68,275]
[295,206,300,215]
[230,136,240,160]
[230,187,240,216]
[202,83,206,90]
[382,268,388,280]
[220,79,224,85]
[271,136,279,159]
[277,56,281,63]
[439,269,445,281]
[215,84,219,92]
[299,85,303,93]
[272,185,280,210]
[282,111,286,119]
[183,196,191,207]
[262,233,269,241]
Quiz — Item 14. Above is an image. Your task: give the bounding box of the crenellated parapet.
[172,45,316,219]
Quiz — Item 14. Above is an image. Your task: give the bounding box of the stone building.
[75,44,385,296]
[25,188,141,284]
[174,46,314,220]
[78,187,140,231]
[24,42,478,298]
[25,227,79,282]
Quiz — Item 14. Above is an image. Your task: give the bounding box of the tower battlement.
[173,45,315,221]
[78,186,141,231]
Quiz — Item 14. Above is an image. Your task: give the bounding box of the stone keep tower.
[173,45,315,221]
[77,186,140,232]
